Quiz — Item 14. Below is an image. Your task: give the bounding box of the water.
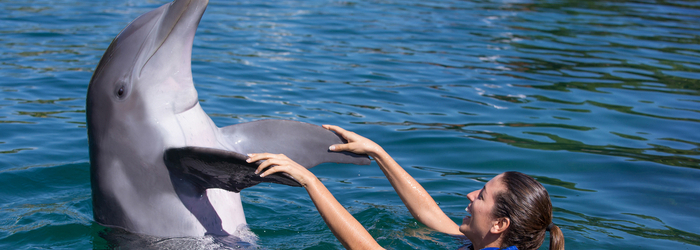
[1,0,699,249]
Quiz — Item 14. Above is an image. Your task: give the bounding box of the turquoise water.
[1,0,700,249]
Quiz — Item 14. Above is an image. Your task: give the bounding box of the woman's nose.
[466,189,478,201]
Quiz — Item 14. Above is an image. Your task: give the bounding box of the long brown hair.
[492,171,565,250]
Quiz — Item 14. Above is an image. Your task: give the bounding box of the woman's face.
[459,174,507,244]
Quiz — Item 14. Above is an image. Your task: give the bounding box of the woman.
[247,125,565,250]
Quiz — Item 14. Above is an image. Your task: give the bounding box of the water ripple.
[1,0,700,249]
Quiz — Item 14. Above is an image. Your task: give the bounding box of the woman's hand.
[247,153,316,187]
[248,152,384,250]
[323,125,383,156]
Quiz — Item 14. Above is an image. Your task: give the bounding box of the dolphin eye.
[115,84,128,99]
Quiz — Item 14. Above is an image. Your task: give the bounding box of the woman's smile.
[463,204,472,224]
[462,215,471,225]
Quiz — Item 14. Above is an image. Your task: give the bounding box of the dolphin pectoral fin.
[164,147,302,193]
[220,119,371,168]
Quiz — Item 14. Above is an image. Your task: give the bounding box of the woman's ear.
[491,217,511,234]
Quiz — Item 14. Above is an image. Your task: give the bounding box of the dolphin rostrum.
[86,0,369,238]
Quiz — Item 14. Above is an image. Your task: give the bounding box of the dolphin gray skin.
[86,0,369,238]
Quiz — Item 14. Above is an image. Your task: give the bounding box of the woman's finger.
[323,124,344,133]
[249,153,280,174]
[323,125,353,140]
[246,153,315,186]
[248,153,301,175]
[255,158,278,175]
[328,143,347,152]
[259,164,287,177]
[247,152,271,163]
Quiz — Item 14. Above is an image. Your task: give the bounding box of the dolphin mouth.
[177,99,199,114]
[140,0,198,77]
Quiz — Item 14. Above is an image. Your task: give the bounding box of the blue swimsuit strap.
[481,246,518,250]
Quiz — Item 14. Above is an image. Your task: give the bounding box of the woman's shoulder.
[456,243,472,250]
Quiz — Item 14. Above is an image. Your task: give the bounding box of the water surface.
[1,0,699,249]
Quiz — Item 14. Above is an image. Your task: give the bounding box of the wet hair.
[492,171,565,250]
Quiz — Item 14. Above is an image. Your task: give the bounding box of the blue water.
[1,0,700,249]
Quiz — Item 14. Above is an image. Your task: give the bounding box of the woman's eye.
[118,87,124,96]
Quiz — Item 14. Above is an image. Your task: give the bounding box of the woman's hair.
[492,171,565,250]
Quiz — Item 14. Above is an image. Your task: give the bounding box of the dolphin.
[86,0,369,238]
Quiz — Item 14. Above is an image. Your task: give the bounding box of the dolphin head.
[87,0,209,128]
[86,0,209,230]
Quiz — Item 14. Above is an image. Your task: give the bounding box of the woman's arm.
[247,153,383,250]
[323,125,462,235]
